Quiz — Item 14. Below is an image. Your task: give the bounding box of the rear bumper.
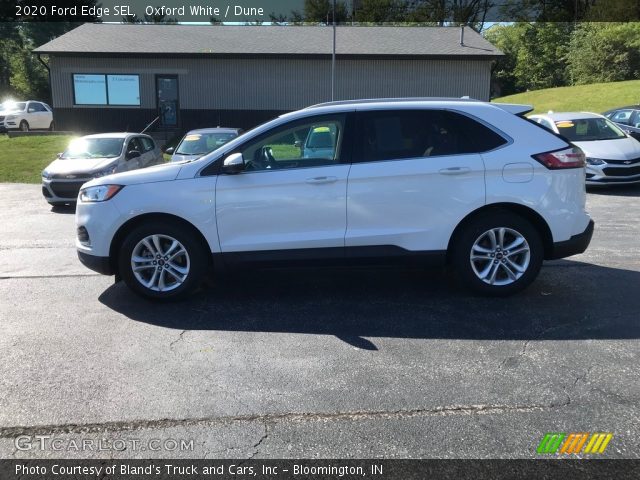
[78,251,113,275]
[548,219,594,260]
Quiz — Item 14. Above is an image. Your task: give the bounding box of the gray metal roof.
[34,23,502,57]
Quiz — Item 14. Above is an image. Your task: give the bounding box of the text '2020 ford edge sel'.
[75,99,594,300]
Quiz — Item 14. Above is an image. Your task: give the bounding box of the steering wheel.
[247,146,276,171]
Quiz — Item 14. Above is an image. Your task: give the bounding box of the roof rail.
[305,97,481,109]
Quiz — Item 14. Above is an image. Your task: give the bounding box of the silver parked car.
[42,132,163,206]
[529,112,640,185]
[166,128,242,162]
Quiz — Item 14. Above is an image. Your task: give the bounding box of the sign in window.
[73,74,140,106]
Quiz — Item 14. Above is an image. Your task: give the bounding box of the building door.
[156,76,179,127]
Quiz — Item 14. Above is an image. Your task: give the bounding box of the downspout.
[36,53,51,103]
[36,53,54,129]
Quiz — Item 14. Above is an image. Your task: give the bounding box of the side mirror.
[294,140,302,148]
[222,152,245,174]
[164,146,175,155]
[126,150,141,160]
[56,152,63,159]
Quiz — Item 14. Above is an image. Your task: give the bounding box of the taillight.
[532,147,586,169]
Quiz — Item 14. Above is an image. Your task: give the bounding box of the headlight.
[5,115,15,121]
[79,185,123,202]
[586,157,606,166]
[41,170,51,179]
[93,165,118,178]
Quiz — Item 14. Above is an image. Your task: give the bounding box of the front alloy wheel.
[131,234,191,292]
[119,221,208,300]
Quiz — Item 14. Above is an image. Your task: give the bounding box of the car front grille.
[49,181,85,199]
[605,157,640,165]
[50,173,92,180]
[602,165,640,177]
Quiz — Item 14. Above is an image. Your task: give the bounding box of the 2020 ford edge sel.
[75,99,594,300]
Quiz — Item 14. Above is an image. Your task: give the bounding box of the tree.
[567,22,640,85]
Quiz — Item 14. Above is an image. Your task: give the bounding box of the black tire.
[19,120,29,132]
[118,221,209,301]
[49,121,55,131]
[452,212,543,296]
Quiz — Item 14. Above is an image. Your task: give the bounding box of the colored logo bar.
[537,433,612,454]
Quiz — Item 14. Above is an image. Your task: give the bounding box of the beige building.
[35,23,502,133]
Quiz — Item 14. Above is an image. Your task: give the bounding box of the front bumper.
[78,251,113,275]
[586,163,640,185]
[548,219,594,260]
[42,178,89,204]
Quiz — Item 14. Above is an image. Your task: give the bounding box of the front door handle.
[439,167,471,175]
[306,176,338,185]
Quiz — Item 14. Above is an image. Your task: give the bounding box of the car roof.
[604,105,640,111]
[81,132,145,139]
[532,112,605,121]
[185,128,241,134]
[306,97,480,109]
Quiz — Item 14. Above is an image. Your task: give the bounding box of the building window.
[73,74,140,106]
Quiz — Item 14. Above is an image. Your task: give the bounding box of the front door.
[156,76,179,128]
[215,114,352,253]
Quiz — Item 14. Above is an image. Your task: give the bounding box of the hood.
[171,153,202,163]
[45,157,118,175]
[83,162,182,188]
[572,137,640,160]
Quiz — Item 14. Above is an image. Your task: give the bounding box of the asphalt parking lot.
[0,183,638,459]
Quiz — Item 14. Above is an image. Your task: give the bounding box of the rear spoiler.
[493,103,534,117]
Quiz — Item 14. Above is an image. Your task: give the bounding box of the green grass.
[493,80,640,114]
[0,134,75,183]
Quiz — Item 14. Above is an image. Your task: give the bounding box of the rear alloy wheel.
[119,222,208,301]
[453,213,543,296]
[19,120,29,132]
[49,121,55,131]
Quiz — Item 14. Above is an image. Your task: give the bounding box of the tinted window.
[139,137,155,152]
[127,138,144,152]
[610,109,633,125]
[29,102,47,112]
[356,110,506,162]
[239,115,345,172]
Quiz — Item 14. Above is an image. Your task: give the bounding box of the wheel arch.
[109,213,213,277]
[446,203,554,262]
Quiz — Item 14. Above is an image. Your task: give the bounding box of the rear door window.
[354,109,507,163]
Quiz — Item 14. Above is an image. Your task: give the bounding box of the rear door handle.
[306,176,338,185]
[439,167,470,175]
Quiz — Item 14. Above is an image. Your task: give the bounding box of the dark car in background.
[166,127,243,162]
[603,106,640,141]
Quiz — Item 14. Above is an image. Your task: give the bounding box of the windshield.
[555,118,627,142]
[176,132,238,155]
[1,102,25,112]
[61,138,124,159]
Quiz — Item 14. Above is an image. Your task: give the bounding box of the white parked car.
[529,112,640,185]
[75,98,594,300]
[42,133,163,206]
[0,100,54,131]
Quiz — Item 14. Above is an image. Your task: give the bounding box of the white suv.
[0,100,54,131]
[75,99,594,300]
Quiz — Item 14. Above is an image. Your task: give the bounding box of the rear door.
[345,109,498,252]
